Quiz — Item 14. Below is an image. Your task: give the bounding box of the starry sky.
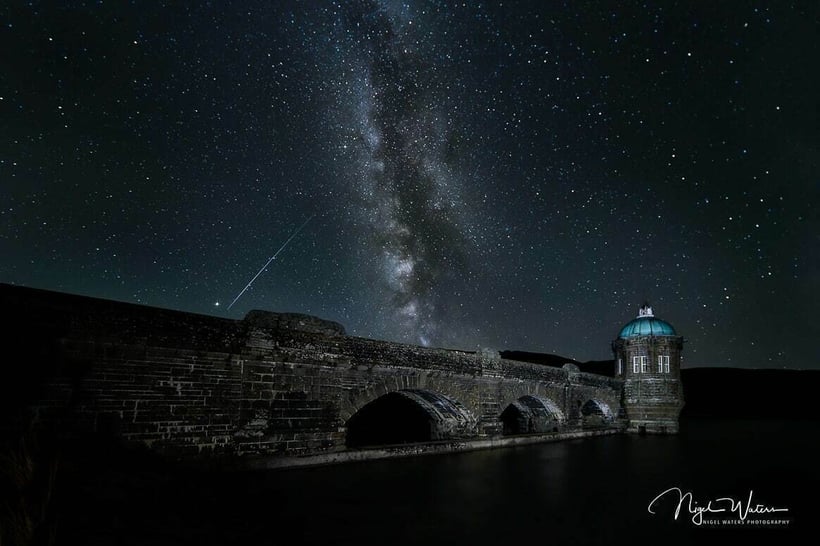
[1,1,817,369]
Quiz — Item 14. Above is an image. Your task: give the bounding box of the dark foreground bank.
[4,418,813,546]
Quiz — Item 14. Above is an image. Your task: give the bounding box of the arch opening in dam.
[500,395,564,435]
[580,399,615,429]
[345,389,475,448]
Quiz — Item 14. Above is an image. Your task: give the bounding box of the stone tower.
[612,304,684,434]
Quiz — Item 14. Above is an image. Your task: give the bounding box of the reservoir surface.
[59,418,818,545]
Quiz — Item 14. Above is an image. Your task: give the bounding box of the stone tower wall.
[612,335,684,433]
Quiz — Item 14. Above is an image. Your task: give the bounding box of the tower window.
[658,355,670,373]
[618,358,623,375]
[640,356,648,373]
[633,355,647,373]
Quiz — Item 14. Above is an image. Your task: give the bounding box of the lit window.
[640,356,647,373]
[658,355,670,373]
[618,358,623,375]
[632,356,640,373]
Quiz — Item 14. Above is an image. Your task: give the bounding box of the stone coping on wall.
[2,283,623,392]
[244,333,624,390]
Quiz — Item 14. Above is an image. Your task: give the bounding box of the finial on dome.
[638,302,654,318]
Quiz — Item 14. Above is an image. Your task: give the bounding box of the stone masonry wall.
[1,284,624,463]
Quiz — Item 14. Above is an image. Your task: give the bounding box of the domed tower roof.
[618,303,676,338]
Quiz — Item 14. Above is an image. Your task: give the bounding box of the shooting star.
[226,215,315,310]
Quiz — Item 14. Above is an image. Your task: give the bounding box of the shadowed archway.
[345,389,474,447]
[581,399,614,428]
[500,395,565,435]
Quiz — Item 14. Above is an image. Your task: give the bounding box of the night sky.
[1,1,817,368]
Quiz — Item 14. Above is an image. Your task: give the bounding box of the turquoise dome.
[618,305,676,338]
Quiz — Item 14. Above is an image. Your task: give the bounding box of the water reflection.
[59,419,819,545]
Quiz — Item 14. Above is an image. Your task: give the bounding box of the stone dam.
[0,283,626,468]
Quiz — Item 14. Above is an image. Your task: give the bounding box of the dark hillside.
[680,368,820,419]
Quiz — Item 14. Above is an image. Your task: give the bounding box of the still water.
[63,419,819,545]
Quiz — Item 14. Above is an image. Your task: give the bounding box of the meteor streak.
[226,215,315,310]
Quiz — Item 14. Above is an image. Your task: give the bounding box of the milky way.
[335,2,477,346]
[1,1,817,367]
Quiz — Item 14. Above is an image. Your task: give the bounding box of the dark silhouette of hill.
[500,351,615,376]
[680,367,820,419]
[500,350,580,369]
[577,360,616,376]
